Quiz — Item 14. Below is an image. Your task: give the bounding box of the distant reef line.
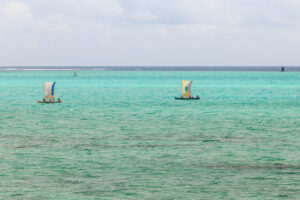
[0,66,300,71]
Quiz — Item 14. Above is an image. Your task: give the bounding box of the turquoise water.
[0,71,300,199]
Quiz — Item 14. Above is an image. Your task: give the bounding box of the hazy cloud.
[0,0,300,66]
[1,1,32,20]
[130,10,159,22]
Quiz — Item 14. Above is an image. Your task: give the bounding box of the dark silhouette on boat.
[175,96,200,100]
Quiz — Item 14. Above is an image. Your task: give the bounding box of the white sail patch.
[43,82,55,100]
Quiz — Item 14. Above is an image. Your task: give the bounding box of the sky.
[0,0,300,66]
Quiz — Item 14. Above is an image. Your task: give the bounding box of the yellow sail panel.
[181,80,192,98]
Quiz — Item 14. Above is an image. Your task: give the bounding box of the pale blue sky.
[0,0,300,66]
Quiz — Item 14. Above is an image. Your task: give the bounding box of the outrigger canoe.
[38,81,62,104]
[37,100,62,103]
[175,97,200,100]
[175,80,200,100]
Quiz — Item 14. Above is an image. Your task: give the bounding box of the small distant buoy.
[74,71,77,76]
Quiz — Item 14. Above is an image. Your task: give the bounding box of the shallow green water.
[0,71,300,199]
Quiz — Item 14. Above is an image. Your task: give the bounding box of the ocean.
[1,69,300,199]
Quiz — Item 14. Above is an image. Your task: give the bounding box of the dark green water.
[0,71,300,199]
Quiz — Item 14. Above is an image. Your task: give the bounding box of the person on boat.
[58,98,61,102]
[196,95,199,99]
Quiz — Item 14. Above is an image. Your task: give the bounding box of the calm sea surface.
[0,71,300,199]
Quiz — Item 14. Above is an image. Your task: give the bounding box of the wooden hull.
[175,97,200,100]
[37,101,62,103]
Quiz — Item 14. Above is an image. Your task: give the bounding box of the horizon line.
[0,65,298,68]
[0,66,299,72]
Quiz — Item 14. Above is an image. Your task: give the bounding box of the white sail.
[43,82,55,100]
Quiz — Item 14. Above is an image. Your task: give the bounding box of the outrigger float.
[175,80,200,100]
[37,81,62,103]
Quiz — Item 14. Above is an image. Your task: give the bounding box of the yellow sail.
[181,80,192,98]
